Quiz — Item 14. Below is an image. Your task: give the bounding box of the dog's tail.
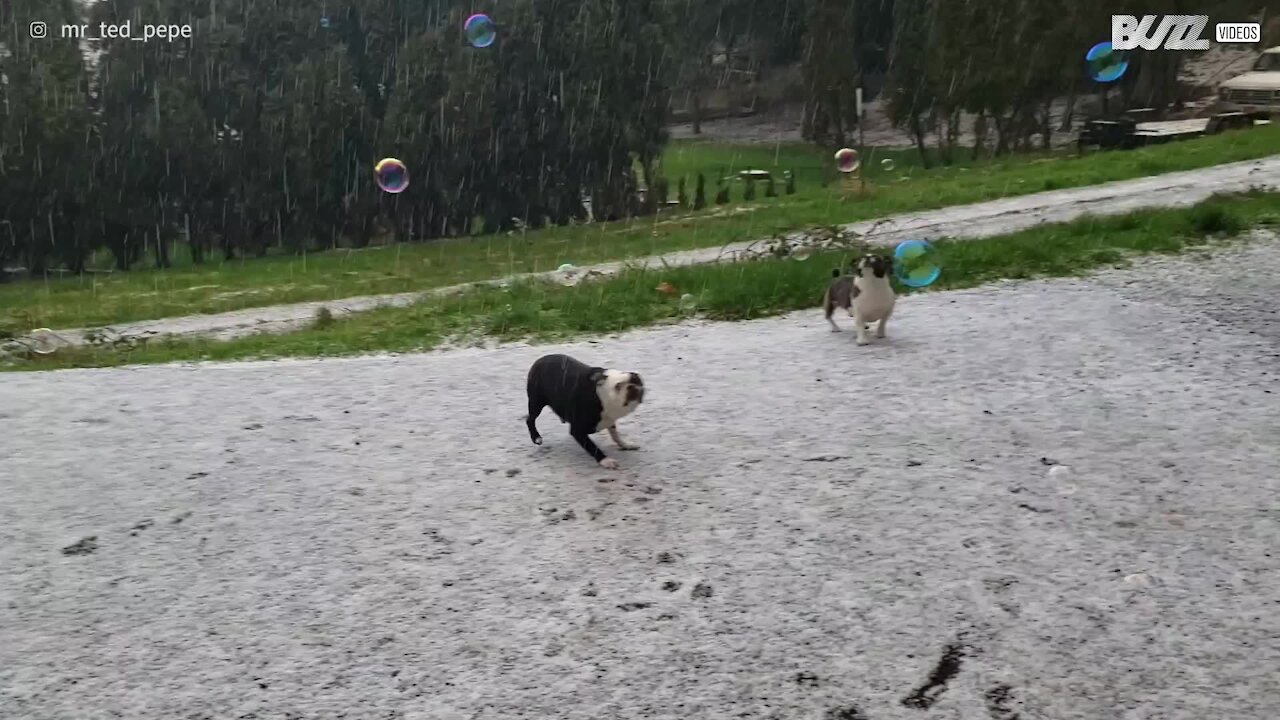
[831,268,841,278]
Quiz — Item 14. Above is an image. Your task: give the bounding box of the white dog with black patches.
[525,354,645,469]
[823,254,896,344]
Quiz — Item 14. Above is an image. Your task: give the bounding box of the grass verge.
[1,125,1278,332]
[6,191,1276,373]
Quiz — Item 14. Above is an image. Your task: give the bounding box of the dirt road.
[3,235,1278,719]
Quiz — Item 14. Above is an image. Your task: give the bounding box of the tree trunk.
[1127,51,1181,110]
[1041,99,1053,151]
[114,232,132,271]
[993,115,1010,155]
[972,111,987,160]
[936,121,950,165]
[1059,86,1077,132]
[910,115,930,169]
[942,107,960,165]
[154,225,171,269]
[188,214,204,264]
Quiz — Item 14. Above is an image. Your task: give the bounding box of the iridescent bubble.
[28,328,62,355]
[1085,41,1129,83]
[679,293,697,310]
[464,14,496,49]
[556,263,574,272]
[834,148,859,173]
[319,16,330,28]
[893,239,941,288]
[881,158,896,172]
[374,158,409,194]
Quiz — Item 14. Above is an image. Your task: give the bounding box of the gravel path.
[24,153,1280,350]
[3,235,1278,719]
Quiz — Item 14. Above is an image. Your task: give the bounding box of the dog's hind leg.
[607,425,639,451]
[526,397,546,445]
[823,291,841,332]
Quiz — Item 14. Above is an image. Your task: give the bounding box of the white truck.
[1218,46,1280,115]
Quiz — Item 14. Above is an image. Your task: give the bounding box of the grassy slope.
[1,123,1278,333]
[8,191,1275,372]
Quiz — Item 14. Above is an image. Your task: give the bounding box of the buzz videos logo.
[1111,15,1261,50]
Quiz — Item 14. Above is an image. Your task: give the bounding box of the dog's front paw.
[599,457,620,470]
[617,443,640,451]
[855,335,871,346]
[531,436,543,445]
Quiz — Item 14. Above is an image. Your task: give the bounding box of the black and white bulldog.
[525,354,645,470]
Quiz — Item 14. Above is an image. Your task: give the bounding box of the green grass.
[3,123,1278,334]
[7,191,1275,373]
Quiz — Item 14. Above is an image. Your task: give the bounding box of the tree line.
[0,0,1269,275]
[875,0,1271,164]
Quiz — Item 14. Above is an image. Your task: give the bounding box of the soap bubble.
[881,158,896,172]
[1086,42,1129,83]
[319,16,330,28]
[464,14,497,48]
[374,158,409,194]
[28,328,62,355]
[893,239,941,288]
[679,293,697,310]
[834,148,859,173]
[1048,465,1072,479]
[555,264,577,286]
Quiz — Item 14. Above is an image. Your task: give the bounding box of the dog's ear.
[629,372,642,386]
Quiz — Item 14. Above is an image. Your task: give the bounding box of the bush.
[784,170,796,195]
[677,177,689,207]
[1187,201,1244,236]
[714,182,730,205]
[314,306,336,329]
[743,177,756,201]
[694,173,707,210]
[653,177,669,207]
[765,176,777,197]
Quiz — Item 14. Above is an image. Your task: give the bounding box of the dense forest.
[0,0,1270,275]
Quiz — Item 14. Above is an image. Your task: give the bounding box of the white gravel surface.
[25,154,1280,350]
[3,235,1279,720]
